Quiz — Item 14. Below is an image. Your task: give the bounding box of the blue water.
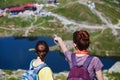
[0,37,117,73]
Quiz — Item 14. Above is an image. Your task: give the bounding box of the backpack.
[67,54,94,80]
[22,60,47,80]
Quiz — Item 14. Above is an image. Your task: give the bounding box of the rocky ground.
[0,61,120,80]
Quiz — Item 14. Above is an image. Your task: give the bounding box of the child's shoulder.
[39,66,53,74]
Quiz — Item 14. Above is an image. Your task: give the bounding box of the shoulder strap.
[34,63,48,74]
[29,59,48,73]
[33,63,47,80]
[29,59,35,70]
[71,54,94,68]
[83,55,94,69]
[71,53,77,66]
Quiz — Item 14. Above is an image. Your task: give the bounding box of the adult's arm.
[96,70,104,80]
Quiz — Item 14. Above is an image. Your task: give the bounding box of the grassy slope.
[0,16,34,36]
[89,29,120,56]
[52,2,103,24]
[0,16,31,28]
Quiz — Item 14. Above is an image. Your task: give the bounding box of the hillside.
[0,0,120,56]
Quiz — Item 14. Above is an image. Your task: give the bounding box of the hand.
[53,34,62,44]
[53,34,68,53]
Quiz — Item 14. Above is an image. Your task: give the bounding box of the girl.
[31,40,53,80]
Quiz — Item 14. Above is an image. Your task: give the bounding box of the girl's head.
[73,30,90,50]
[35,41,49,61]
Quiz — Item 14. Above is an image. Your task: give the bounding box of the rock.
[108,61,120,73]
[0,69,6,80]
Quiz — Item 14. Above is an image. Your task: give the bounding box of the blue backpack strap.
[29,59,48,73]
[83,55,94,69]
[35,63,47,80]
[34,63,48,74]
[29,59,35,70]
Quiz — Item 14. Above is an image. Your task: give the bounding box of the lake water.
[0,37,117,73]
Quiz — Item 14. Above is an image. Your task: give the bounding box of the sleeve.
[64,51,73,62]
[38,67,53,80]
[93,57,104,72]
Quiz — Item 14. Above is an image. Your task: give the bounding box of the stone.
[108,61,120,73]
[0,69,6,80]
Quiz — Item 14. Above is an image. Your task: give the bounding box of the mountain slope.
[0,0,120,56]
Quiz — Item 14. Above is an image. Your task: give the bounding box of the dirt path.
[23,23,34,36]
[23,16,38,36]
[51,13,120,30]
[91,9,118,36]
[0,27,13,30]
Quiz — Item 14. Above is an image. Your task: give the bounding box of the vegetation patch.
[52,2,103,24]
[90,29,120,56]
[0,0,35,7]
[0,16,32,28]
[8,77,21,80]
[105,72,120,80]
[54,74,67,80]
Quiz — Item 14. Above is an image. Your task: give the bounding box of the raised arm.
[54,35,68,53]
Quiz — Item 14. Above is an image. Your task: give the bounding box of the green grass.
[8,77,21,80]
[0,16,34,36]
[101,0,120,9]
[0,16,72,38]
[0,16,32,28]
[58,0,77,7]
[106,72,120,80]
[3,70,13,75]
[52,2,103,25]
[54,74,67,80]
[0,0,35,7]
[2,69,23,80]
[89,29,120,56]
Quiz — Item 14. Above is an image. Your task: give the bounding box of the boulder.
[108,61,120,73]
[0,69,6,80]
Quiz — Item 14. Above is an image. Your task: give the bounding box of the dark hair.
[73,30,90,50]
[35,41,49,61]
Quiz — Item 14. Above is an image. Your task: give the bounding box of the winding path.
[51,13,120,30]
